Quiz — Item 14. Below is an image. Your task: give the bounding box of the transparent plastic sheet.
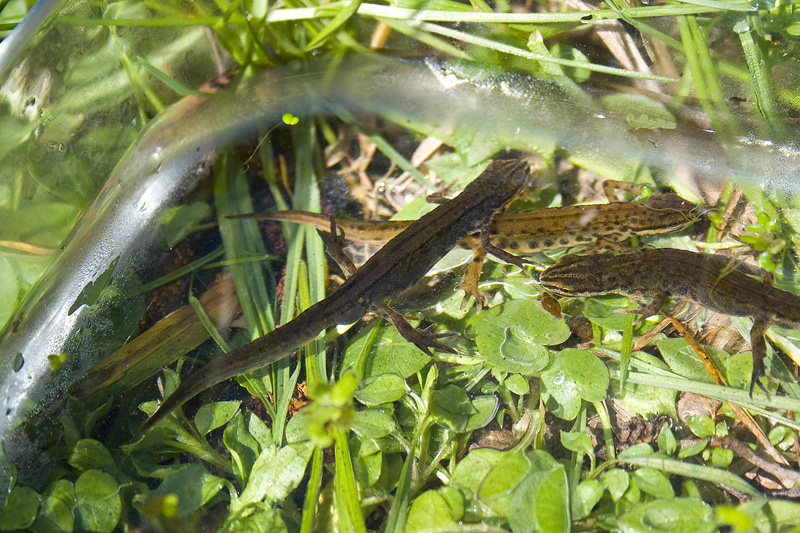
[0,0,225,489]
[2,2,800,491]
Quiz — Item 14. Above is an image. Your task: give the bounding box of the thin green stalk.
[677,16,712,116]
[214,151,274,337]
[293,125,328,376]
[376,16,471,60]
[418,20,678,81]
[567,403,587,497]
[736,16,784,135]
[300,446,324,533]
[592,401,616,462]
[384,437,418,533]
[619,312,634,392]
[621,456,760,497]
[298,260,322,385]
[332,425,366,533]
[136,246,224,294]
[61,2,748,28]
[188,292,231,353]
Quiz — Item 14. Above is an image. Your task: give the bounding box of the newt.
[538,247,800,394]
[237,183,700,306]
[138,159,531,435]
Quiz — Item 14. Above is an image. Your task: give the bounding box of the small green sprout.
[299,374,358,448]
[740,213,786,271]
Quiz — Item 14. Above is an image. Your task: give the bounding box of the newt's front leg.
[371,302,457,355]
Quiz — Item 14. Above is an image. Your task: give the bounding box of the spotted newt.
[138,159,531,435]
[539,247,800,394]
[237,183,699,306]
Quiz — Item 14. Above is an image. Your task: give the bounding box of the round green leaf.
[685,414,715,438]
[657,425,677,456]
[573,479,604,520]
[508,452,569,533]
[504,373,531,395]
[282,112,299,125]
[461,395,499,433]
[560,430,593,456]
[581,295,641,331]
[227,504,287,533]
[0,486,39,530]
[354,450,383,488]
[436,486,465,522]
[365,325,430,378]
[726,351,753,390]
[471,299,569,374]
[632,467,674,499]
[354,374,407,406]
[540,353,582,420]
[68,439,116,475]
[605,468,630,502]
[711,446,733,468]
[151,464,225,517]
[657,338,729,383]
[194,400,241,435]
[499,326,550,372]
[351,409,396,439]
[75,470,121,533]
[560,348,609,402]
[449,448,505,498]
[34,479,75,533]
[431,384,474,431]
[478,452,533,517]
[406,491,460,533]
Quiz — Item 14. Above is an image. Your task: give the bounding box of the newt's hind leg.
[371,302,457,356]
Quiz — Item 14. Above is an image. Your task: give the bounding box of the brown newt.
[238,183,699,306]
[137,159,531,435]
[539,247,800,394]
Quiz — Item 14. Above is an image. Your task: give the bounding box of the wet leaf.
[354,374,407,406]
[150,464,225,517]
[0,486,39,530]
[75,470,121,533]
[194,401,241,436]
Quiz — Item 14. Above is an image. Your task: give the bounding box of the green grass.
[2,0,800,531]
